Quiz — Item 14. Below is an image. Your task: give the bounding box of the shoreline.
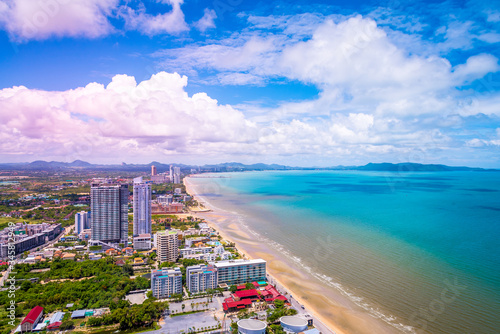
[184,176,403,334]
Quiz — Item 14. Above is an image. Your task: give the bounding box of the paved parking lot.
[125,292,147,304]
[162,312,221,333]
[149,295,231,334]
[169,296,222,314]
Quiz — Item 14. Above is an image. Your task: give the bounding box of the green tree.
[230,321,238,334]
[274,299,285,309]
[122,264,134,276]
[59,320,74,331]
[146,290,156,301]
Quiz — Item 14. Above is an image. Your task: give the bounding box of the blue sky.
[0,0,499,167]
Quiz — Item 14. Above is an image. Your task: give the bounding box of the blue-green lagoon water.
[189,170,500,334]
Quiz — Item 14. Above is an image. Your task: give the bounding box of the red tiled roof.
[252,281,259,287]
[265,285,280,298]
[222,298,252,311]
[263,285,288,302]
[234,289,258,298]
[21,306,43,325]
[236,284,246,290]
[47,321,61,329]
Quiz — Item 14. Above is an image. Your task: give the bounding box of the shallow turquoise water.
[190,170,500,334]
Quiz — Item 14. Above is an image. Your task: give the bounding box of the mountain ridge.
[0,161,497,172]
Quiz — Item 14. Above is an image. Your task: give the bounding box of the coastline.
[184,176,403,334]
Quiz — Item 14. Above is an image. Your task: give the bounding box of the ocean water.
[189,170,500,334]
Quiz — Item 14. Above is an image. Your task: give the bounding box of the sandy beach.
[184,176,403,334]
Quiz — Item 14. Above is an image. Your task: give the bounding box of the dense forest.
[0,259,166,334]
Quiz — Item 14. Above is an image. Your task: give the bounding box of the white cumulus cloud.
[0,0,118,41]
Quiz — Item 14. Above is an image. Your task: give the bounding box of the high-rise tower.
[133,177,151,236]
[90,183,129,245]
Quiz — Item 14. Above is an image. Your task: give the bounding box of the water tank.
[237,319,267,334]
[280,316,308,333]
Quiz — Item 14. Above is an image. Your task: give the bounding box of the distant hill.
[355,162,490,172]
[0,160,496,172]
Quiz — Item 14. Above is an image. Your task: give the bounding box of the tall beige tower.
[156,230,179,263]
[151,165,157,176]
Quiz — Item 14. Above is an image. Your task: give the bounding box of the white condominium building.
[186,264,218,294]
[213,259,266,285]
[151,268,182,298]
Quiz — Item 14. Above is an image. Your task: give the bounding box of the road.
[0,225,70,287]
[266,274,335,334]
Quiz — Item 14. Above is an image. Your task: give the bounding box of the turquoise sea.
[190,170,500,334]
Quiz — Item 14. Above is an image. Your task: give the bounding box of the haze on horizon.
[0,0,499,168]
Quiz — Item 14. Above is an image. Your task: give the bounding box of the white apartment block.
[179,247,212,257]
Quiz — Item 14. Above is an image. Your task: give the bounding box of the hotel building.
[214,259,267,285]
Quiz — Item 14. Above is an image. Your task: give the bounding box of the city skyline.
[0,0,499,167]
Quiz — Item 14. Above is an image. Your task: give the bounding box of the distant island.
[0,160,497,172]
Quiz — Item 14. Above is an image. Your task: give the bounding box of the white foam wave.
[235,215,417,334]
[188,178,416,333]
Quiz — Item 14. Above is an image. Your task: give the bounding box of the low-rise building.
[151,202,183,214]
[61,253,76,260]
[78,229,92,241]
[133,234,152,250]
[179,247,211,257]
[20,306,43,332]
